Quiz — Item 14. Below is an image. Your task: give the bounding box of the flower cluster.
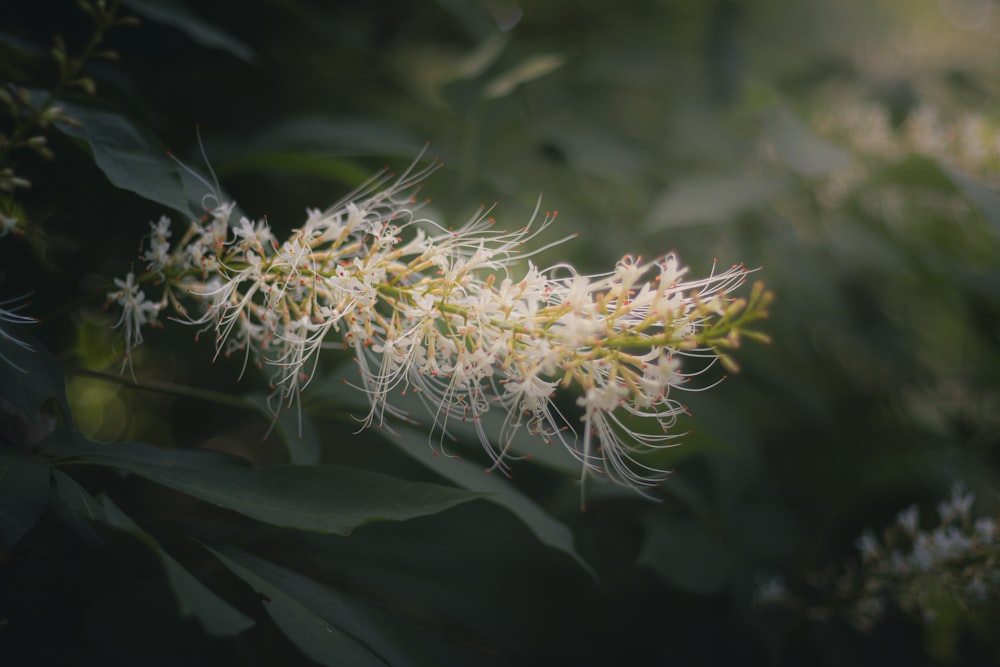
[756,482,1000,632]
[816,101,1000,178]
[846,483,999,631]
[107,153,770,495]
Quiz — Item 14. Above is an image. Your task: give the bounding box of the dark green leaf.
[866,154,956,190]
[389,386,581,476]
[122,0,255,63]
[543,123,647,179]
[100,493,255,637]
[44,434,250,470]
[0,329,71,432]
[54,102,191,216]
[51,468,103,520]
[644,173,787,231]
[50,468,104,546]
[943,165,1000,241]
[59,440,480,534]
[50,469,254,635]
[433,0,503,37]
[244,391,321,465]
[389,426,594,576]
[208,548,392,667]
[762,106,851,177]
[0,449,49,548]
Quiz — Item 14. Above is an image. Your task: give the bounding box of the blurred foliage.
[1,0,999,665]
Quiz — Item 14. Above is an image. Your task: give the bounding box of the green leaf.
[484,52,566,99]
[312,364,580,474]
[58,440,480,534]
[644,172,787,231]
[44,434,250,470]
[122,0,255,63]
[50,470,254,636]
[942,165,1000,241]
[542,122,647,179]
[0,449,50,549]
[762,106,851,177]
[866,154,956,191]
[389,425,594,576]
[99,492,255,637]
[862,155,1000,241]
[0,334,72,440]
[244,391,321,465]
[453,31,509,80]
[51,468,103,520]
[0,329,71,432]
[209,548,423,667]
[50,468,105,546]
[637,513,730,595]
[53,102,191,216]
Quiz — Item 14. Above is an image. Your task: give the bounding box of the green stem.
[67,366,256,410]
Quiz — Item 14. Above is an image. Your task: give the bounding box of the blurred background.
[2,0,999,664]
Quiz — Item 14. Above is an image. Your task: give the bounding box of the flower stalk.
[107,152,771,497]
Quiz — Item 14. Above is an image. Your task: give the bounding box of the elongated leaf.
[310,369,591,572]
[763,106,851,177]
[244,391,321,464]
[388,388,581,476]
[99,493,254,637]
[208,548,390,667]
[484,52,566,98]
[211,548,426,667]
[51,470,254,636]
[389,426,593,576]
[0,450,49,548]
[122,0,255,63]
[0,329,71,429]
[866,154,955,190]
[453,32,509,80]
[44,435,250,470]
[54,102,190,216]
[863,156,1000,241]
[51,468,103,520]
[644,172,787,230]
[50,468,104,546]
[943,165,1000,241]
[58,439,480,534]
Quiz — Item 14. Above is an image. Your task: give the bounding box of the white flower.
[895,505,919,536]
[974,517,996,544]
[938,482,974,525]
[856,530,881,562]
[754,574,790,606]
[233,216,276,253]
[107,272,161,376]
[0,214,19,238]
[142,215,173,276]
